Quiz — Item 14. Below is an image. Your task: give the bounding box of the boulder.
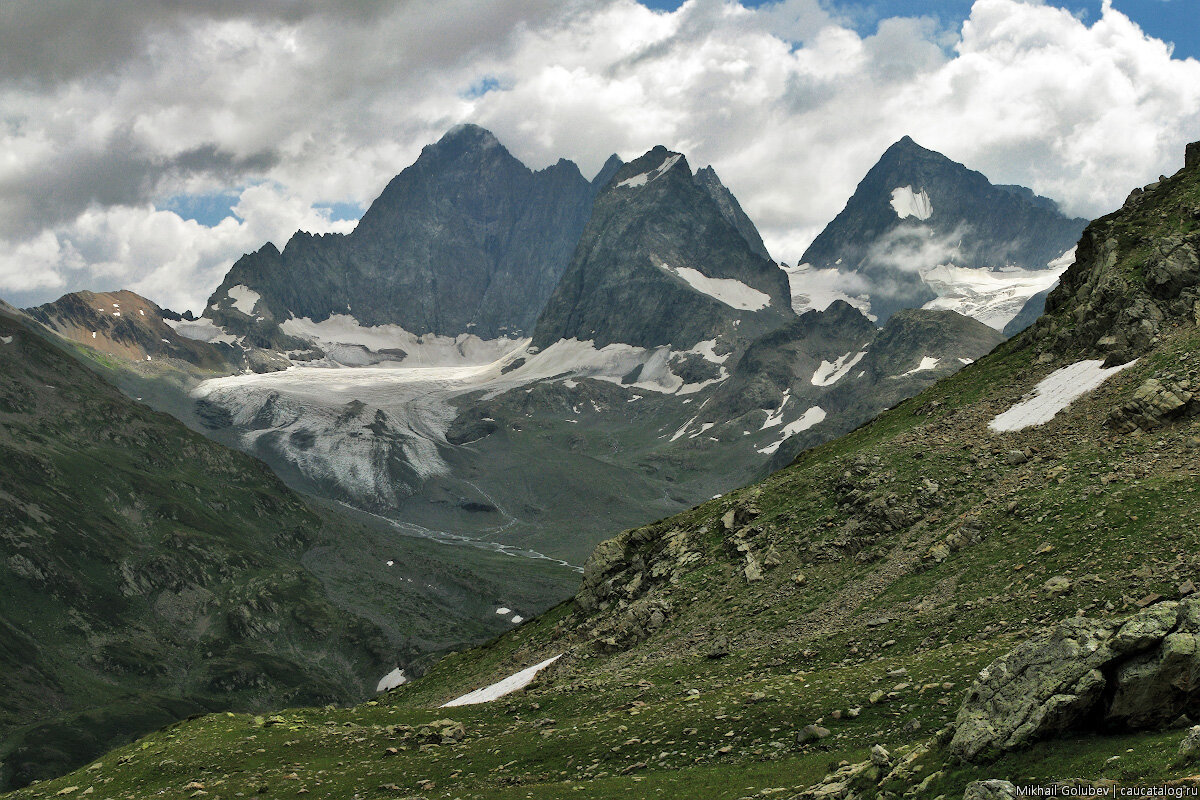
[964,780,1017,800]
[797,724,831,744]
[949,600,1200,762]
[1106,377,1197,433]
[1177,725,1200,765]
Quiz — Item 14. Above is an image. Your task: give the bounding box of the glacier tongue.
[191,335,735,512]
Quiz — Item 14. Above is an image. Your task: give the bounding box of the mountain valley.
[6,137,1200,799]
[5,123,1190,797]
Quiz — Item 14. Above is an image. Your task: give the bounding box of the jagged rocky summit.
[205,124,622,347]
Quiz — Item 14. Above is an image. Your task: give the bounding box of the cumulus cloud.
[2,0,1199,312]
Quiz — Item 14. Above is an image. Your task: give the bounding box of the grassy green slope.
[8,146,1200,798]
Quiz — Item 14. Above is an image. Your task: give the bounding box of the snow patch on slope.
[812,350,868,387]
[758,406,826,454]
[227,285,261,315]
[989,359,1137,432]
[618,153,682,189]
[441,654,562,707]
[376,668,408,693]
[890,186,933,220]
[661,263,770,311]
[899,356,940,376]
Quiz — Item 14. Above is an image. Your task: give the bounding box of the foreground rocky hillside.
[11,145,1199,798]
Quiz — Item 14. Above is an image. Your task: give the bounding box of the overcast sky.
[2,0,1198,313]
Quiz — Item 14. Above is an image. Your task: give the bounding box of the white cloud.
[2,0,1198,313]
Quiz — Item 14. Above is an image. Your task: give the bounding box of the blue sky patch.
[635,0,1198,61]
[161,192,242,227]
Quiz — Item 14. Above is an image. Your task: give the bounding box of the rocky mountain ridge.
[205,124,618,347]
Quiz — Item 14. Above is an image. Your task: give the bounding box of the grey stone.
[1177,725,1200,765]
[949,599,1200,762]
[963,780,1017,800]
[797,724,831,744]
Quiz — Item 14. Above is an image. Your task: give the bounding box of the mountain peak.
[879,134,942,165]
[800,138,1088,323]
[438,122,500,146]
[609,146,689,188]
[593,153,625,188]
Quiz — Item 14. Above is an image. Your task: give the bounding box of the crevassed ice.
[989,359,1137,432]
[890,186,933,220]
[920,264,1065,331]
[440,654,562,707]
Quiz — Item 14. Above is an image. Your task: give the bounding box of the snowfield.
[661,263,770,311]
[920,264,1067,330]
[165,316,239,345]
[227,285,262,315]
[280,314,521,366]
[899,356,940,377]
[758,406,826,454]
[811,350,868,386]
[890,186,933,220]
[440,654,562,707]
[989,359,1137,432]
[376,667,408,693]
[618,153,682,188]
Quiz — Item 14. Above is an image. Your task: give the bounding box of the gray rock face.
[800,136,1087,323]
[949,600,1200,762]
[1024,142,1200,360]
[733,304,1004,470]
[693,165,772,261]
[208,125,615,341]
[1107,377,1199,433]
[531,145,793,350]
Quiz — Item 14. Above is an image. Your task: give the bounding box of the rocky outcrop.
[949,599,1200,762]
[574,521,698,649]
[1107,376,1200,432]
[1025,141,1200,361]
[964,780,1017,800]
